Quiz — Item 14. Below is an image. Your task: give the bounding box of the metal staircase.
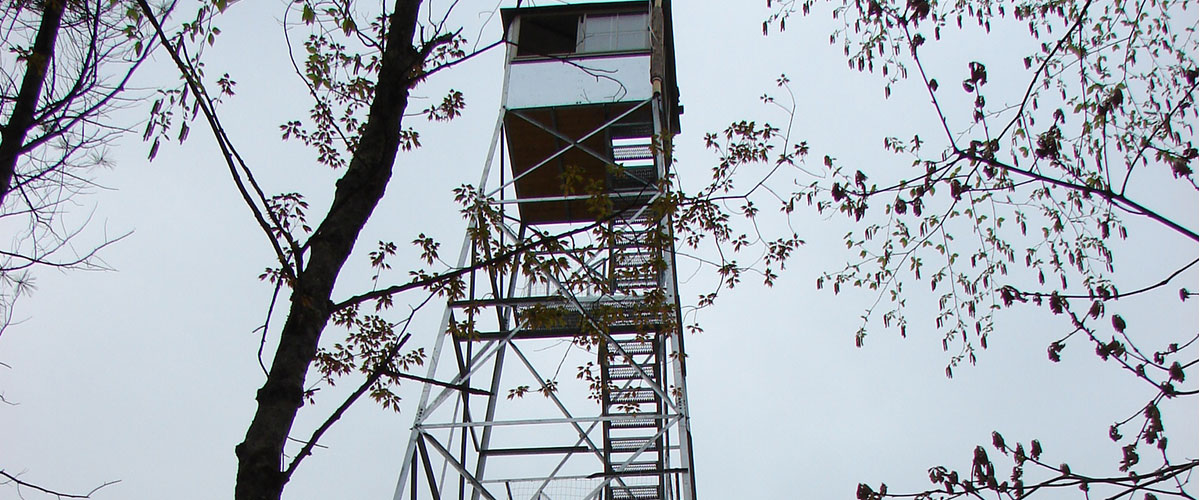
[602,334,666,500]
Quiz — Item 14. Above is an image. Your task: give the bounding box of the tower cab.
[500,1,681,224]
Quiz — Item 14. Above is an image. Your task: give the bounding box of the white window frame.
[576,12,649,54]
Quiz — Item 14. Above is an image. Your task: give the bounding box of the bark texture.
[0,0,65,206]
[233,2,424,499]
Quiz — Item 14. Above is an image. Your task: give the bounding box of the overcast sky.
[2,0,1196,499]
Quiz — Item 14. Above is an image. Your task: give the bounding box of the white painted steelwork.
[392,2,692,500]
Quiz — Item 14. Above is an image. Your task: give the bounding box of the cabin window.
[577,12,649,53]
[515,14,578,56]
[515,11,649,57]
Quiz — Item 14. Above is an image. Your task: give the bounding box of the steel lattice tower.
[393,2,694,499]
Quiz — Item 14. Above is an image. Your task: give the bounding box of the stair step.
[607,387,659,405]
[612,230,652,242]
[613,259,655,269]
[608,415,662,429]
[609,340,655,356]
[606,364,655,381]
[612,460,661,473]
[612,270,657,280]
[614,248,655,259]
[609,485,662,500]
[613,263,656,273]
[613,282,658,292]
[608,436,661,452]
[609,278,657,286]
[613,243,654,254]
[614,275,658,285]
[613,144,654,161]
[612,206,657,223]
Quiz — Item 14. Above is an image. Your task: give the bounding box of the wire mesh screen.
[493,477,605,500]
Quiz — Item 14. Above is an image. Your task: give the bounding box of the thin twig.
[0,471,120,499]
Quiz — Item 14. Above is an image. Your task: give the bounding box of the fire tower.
[393,2,694,499]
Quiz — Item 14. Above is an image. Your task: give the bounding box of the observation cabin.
[500,0,681,225]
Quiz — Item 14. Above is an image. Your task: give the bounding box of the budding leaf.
[992,431,1007,452]
[1169,362,1185,382]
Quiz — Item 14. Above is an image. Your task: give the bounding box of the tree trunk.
[233,2,424,499]
[0,0,66,207]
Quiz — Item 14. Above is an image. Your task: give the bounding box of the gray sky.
[2,0,1196,499]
